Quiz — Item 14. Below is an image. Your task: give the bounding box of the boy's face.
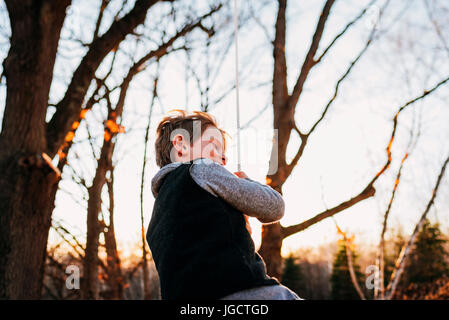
[192,126,227,165]
[172,125,227,165]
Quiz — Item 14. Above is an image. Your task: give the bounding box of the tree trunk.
[104,170,124,300]
[0,0,161,299]
[0,0,70,299]
[0,163,60,298]
[258,120,292,280]
[258,0,368,280]
[82,140,113,299]
[258,223,284,280]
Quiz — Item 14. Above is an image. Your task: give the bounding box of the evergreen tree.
[330,240,364,300]
[281,255,305,298]
[405,219,449,284]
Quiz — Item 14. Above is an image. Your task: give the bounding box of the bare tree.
[259,0,383,279]
[79,7,222,299]
[0,0,224,299]
[256,0,449,280]
[103,168,125,300]
[384,154,449,299]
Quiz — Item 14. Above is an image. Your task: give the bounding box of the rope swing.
[233,0,242,172]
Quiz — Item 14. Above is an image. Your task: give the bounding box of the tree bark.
[0,0,161,299]
[82,140,114,299]
[104,170,124,300]
[258,222,284,281]
[0,0,70,299]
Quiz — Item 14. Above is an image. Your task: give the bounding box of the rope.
[233,0,241,172]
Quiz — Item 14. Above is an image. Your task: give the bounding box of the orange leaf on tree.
[65,131,75,142]
[106,119,125,133]
[57,150,66,159]
[106,120,119,133]
[104,130,111,142]
[80,109,88,119]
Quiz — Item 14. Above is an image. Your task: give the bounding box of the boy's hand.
[234,171,249,179]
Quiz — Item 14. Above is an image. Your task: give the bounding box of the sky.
[1,0,449,259]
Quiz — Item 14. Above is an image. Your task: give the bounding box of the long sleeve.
[189,159,284,224]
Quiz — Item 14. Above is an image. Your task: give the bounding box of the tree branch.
[385,153,449,300]
[46,0,161,157]
[282,74,449,240]
[287,0,336,110]
[370,75,449,183]
[314,0,377,65]
[306,19,379,137]
[282,184,375,239]
[333,220,366,300]
[272,0,289,110]
[377,103,421,299]
[93,0,110,41]
[114,4,222,118]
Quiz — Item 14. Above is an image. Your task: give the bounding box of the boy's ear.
[171,134,182,152]
[169,134,186,162]
[173,134,182,145]
[172,134,191,152]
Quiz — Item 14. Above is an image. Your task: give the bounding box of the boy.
[147,110,301,300]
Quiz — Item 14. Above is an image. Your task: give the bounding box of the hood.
[151,162,182,197]
[151,158,215,197]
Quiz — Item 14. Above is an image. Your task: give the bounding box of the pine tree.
[405,219,449,284]
[330,240,364,300]
[281,255,305,298]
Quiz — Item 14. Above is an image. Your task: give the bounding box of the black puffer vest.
[146,162,279,300]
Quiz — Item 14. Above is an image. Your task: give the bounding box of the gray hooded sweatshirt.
[151,157,301,300]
